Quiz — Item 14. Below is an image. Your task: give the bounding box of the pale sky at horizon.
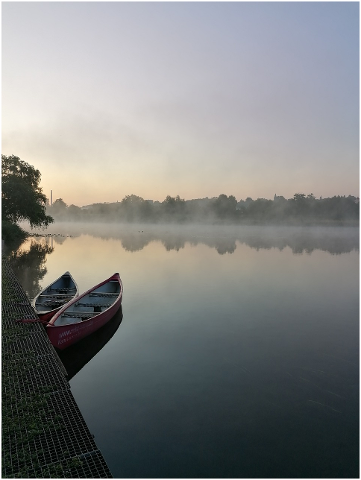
[2,1,359,207]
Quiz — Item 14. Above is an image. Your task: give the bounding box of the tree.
[48,198,68,218]
[162,195,186,221]
[247,198,273,221]
[162,195,185,211]
[67,204,82,220]
[293,193,306,202]
[120,195,147,222]
[2,155,53,229]
[213,194,237,219]
[51,198,67,210]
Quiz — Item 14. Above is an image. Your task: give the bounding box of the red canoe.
[33,271,79,323]
[46,273,123,350]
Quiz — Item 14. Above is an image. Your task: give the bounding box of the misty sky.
[2,2,359,206]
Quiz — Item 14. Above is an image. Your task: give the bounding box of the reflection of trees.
[121,233,153,252]
[27,223,359,256]
[121,226,358,255]
[240,228,359,255]
[162,237,186,252]
[53,235,67,245]
[215,241,237,255]
[7,239,54,300]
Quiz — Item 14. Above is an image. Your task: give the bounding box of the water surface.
[11,223,359,478]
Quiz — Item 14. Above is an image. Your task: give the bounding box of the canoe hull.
[47,301,122,350]
[33,271,79,322]
[46,273,122,350]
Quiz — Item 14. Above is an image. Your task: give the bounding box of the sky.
[2,1,359,207]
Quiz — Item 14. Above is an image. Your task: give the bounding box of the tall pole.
[51,190,52,206]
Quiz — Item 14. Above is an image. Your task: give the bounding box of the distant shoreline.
[45,194,359,227]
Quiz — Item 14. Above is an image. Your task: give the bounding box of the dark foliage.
[2,155,53,235]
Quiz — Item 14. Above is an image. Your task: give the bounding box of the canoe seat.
[40,294,72,297]
[89,292,118,297]
[62,312,98,319]
[43,300,68,307]
[76,302,111,308]
[50,288,76,293]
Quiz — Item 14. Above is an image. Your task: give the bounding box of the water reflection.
[26,222,359,255]
[53,235,67,245]
[8,222,358,478]
[57,306,123,380]
[5,238,54,300]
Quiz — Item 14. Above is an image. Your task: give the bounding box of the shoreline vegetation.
[2,155,53,244]
[1,153,358,246]
[46,193,359,226]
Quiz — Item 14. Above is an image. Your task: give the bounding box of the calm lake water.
[10,223,359,478]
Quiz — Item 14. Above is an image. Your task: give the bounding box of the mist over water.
[12,222,359,478]
[27,221,359,256]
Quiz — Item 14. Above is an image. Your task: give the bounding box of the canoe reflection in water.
[58,306,123,381]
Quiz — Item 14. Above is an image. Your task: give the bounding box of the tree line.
[47,192,359,225]
[2,154,359,245]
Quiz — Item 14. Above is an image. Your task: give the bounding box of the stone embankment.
[2,257,113,478]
